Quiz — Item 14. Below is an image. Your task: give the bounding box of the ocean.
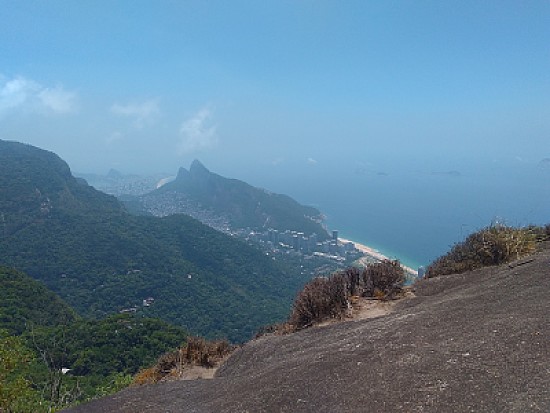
[251,159,550,271]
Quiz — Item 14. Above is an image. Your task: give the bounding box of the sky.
[1,0,549,179]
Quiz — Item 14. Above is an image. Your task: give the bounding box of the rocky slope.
[67,245,550,412]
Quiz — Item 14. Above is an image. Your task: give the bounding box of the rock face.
[67,245,550,413]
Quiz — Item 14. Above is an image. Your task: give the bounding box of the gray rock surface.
[66,246,550,412]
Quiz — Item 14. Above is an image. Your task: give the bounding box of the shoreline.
[339,237,418,277]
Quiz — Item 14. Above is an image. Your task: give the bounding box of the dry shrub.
[343,267,362,296]
[254,322,296,338]
[532,224,550,242]
[426,224,538,278]
[289,274,348,330]
[288,260,405,330]
[133,337,233,385]
[133,366,161,385]
[362,260,405,299]
[181,336,232,368]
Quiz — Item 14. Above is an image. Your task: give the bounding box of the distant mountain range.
[0,139,315,342]
[130,159,329,239]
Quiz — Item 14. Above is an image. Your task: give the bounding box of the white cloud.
[178,108,218,154]
[307,157,318,165]
[110,99,160,128]
[38,86,77,114]
[0,75,77,115]
[0,76,40,112]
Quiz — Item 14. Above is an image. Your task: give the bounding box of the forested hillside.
[0,266,188,411]
[0,140,310,342]
[0,266,77,335]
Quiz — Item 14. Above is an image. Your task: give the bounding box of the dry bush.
[361,260,405,299]
[426,225,538,278]
[254,322,296,338]
[289,274,348,330]
[133,337,233,385]
[288,261,406,330]
[343,267,362,296]
[531,224,550,242]
[133,366,161,386]
[181,336,232,368]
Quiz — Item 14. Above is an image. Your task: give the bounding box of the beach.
[339,237,418,277]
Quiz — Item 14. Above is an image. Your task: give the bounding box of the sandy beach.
[339,237,418,276]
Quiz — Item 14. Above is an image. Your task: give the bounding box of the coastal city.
[245,228,362,262]
[77,172,418,275]
[83,176,419,274]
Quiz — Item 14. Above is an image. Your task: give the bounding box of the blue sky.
[1,0,549,177]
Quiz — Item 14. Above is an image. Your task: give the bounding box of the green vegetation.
[27,314,187,379]
[0,329,44,413]
[0,265,188,411]
[425,224,544,278]
[0,140,314,343]
[0,315,187,412]
[0,266,78,335]
[155,159,328,238]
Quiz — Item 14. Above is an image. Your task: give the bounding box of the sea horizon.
[265,159,550,272]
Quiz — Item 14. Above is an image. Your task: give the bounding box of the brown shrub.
[288,260,405,330]
[133,366,160,386]
[362,260,405,299]
[289,274,348,330]
[426,224,538,278]
[526,224,550,242]
[254,322,296,338]
[133,337,233,385]
[343,267,362,296]
[181,336,232,368]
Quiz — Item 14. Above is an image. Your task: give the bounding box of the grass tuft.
[133,337,233,385]
[287,260,405,330]
[425,224,538,278]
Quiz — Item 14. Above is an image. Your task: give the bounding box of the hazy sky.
[1,0,549,177]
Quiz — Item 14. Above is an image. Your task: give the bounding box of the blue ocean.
[251,159,550,271]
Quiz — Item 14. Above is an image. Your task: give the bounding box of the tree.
[0,329,44,413]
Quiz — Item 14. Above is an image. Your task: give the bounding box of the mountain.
[138,159,328,238]
[0,140,310,342]
[68,245,550,413]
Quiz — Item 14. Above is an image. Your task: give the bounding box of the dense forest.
[0,266,187,411]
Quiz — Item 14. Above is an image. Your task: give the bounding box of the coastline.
[339,237,418,277]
